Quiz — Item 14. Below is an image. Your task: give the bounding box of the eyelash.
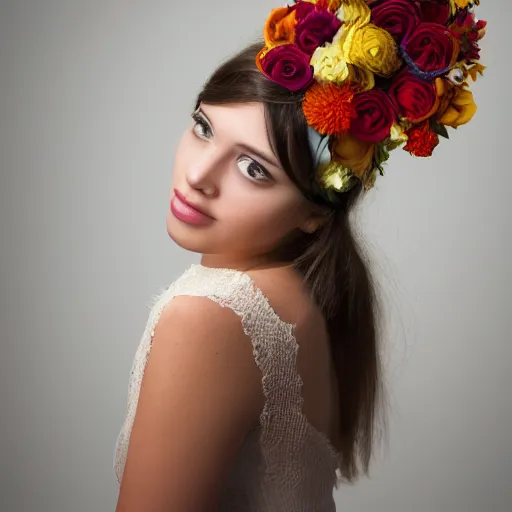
[191,113,271,183]
[192,113,212,138]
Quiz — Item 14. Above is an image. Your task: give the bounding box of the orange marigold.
[303,82,355,136]
[403,121,440,157]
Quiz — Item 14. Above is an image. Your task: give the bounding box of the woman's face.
[166,102,323,269]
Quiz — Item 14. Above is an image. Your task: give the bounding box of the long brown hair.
[194,41,385,482]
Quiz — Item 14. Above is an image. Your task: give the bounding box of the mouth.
[173,189,214,218]
[170,188,215,226]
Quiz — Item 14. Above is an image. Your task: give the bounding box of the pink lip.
[170,191,213,226]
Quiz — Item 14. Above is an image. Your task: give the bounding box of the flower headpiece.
[256,0,487,200]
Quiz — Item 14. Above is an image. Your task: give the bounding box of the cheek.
[221,193,302,247]
[170,132,195,188]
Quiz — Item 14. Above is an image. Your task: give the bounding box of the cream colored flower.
[318,161,356,193]
[389,123,409,146]
[310,41,350,84]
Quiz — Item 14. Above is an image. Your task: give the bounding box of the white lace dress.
[114,263,343,511]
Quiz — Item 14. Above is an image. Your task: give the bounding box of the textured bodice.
[114,263,343,511]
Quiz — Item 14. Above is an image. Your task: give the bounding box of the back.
[114,263,343,511]
[243,265,340,450]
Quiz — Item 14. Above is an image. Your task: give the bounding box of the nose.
[186,146,227,197]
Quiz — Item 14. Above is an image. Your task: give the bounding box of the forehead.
[200,102,271,150]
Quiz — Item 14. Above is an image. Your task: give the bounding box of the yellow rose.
[310,41,350,84]
[437,86,477,127]
[339,0,371,25]
[331,132,375,179]
[345,24,402,77]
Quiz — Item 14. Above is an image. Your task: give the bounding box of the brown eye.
[237,157,270,182]
[191,113,212,139]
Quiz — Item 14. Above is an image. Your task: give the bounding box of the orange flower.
[303,82,355,135]
[263,6,297,48]
[403,121,439,157]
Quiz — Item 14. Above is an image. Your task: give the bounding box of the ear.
[299,206,331,234]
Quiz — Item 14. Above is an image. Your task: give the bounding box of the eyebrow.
[196,107,281,169]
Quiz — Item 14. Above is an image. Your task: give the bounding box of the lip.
[174,189,213,217]
[170,189,214,226]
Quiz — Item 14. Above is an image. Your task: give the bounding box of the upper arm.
[115,295,264,512]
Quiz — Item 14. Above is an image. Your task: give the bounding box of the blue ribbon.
[307,125,331,170]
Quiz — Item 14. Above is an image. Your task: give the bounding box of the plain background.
[0,1,509,511]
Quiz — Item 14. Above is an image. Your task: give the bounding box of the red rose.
[405,22,459,75]
[294,0,315,21]
[349,90,397,143]
[371,0,421,44]
[257,44,314,92]
[388,70,439,123]
[418,0,451,25]
[295,8,342,55]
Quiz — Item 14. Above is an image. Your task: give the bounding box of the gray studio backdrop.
[1,1,510,511]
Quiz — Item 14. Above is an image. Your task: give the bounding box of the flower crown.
[255,0,487,199]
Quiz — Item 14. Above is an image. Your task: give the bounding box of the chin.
[165,211,213,253]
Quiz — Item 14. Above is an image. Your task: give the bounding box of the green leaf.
[430,119,450,139]
[374,143,391,169]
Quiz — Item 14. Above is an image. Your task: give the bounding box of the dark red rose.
[405,22,459,74]
[294,0,315,21]
[418,0,451,25]
[259,44,314,92]
[388,70,439,123]
[371,0,421,44]
[295,8,342,55]
[349,90,397,143]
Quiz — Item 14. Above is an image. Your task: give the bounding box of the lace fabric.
[114,264,343,511]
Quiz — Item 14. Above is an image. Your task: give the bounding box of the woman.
[114,1,486,510]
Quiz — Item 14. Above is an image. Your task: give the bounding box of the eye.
[191,113,212,139]
[237,157,271,182]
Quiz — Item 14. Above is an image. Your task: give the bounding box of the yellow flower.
[310,40,350,84]
[437,87,477,127]
[346,64,375,91]
[318,162,356,193]
[339,0,372,26]
[345,23,402,77]
[389,123,409,149]
[331,132,375,179]
[454,0,473,8]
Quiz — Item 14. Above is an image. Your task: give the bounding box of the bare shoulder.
[116,294,264,511]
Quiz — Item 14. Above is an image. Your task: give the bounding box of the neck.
[199,253,291,272]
